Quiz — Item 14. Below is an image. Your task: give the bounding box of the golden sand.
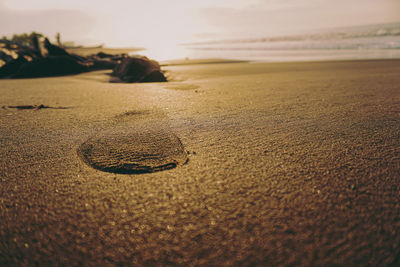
[1,59,399,265]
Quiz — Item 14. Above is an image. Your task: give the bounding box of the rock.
[0,50,16,65]
[111,56,167,83]
[87,59,118,71]
[31,34,41,55]
[0,39,41,63]
[11,56,88,78]
[0,39,167,83]
[140,70,168,83]
[96,52,115,58]
[44,38,70,57]
[0,57,28,78]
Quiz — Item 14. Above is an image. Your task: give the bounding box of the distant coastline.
[66,46,144,57]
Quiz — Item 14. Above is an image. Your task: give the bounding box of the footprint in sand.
[78,112,188,174]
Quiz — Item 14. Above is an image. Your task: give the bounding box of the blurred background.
[1,0,400,61]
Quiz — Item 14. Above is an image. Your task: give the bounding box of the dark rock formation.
[0,50,14,64]
[44,38,69,57]
[0,57,28,78]
[0,39,41,64]
[11,56,88,78]
[87,59,118,71]
[0,38,166,82]
[96,52,115,59]
[31,34,42,57]
[1,39,96,78]
[111,56,167,83]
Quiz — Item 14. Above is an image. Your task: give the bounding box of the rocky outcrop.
[0,57,28,78]
[0,38,166,82]
[44,38,70,57]
[111,56,167,83]
[11,56,88,78]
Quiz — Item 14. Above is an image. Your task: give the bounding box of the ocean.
[142,22,400,62]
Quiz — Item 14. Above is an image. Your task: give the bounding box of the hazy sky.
[1,0,399,48]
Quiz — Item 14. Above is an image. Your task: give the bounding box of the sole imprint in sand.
[78,118,188,174]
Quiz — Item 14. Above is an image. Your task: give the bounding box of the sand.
[0,59,399,265]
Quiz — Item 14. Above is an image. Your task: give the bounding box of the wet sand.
[1,59,399,265]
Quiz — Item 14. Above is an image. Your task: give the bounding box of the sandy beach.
[1,59,400,265]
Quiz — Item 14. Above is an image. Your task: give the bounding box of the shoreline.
[160,57,400,66]
[143,47,400,63]
[64,43,400,65]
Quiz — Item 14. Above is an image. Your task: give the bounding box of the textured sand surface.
[0,60,399,266]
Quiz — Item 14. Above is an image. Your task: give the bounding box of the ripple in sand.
[2,105,70,110]
[163,83,200,91]
[78,123,187,174]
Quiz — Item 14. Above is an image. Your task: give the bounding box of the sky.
[1,0,399,50]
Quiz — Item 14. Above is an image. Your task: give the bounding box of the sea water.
[141,22,400,62]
